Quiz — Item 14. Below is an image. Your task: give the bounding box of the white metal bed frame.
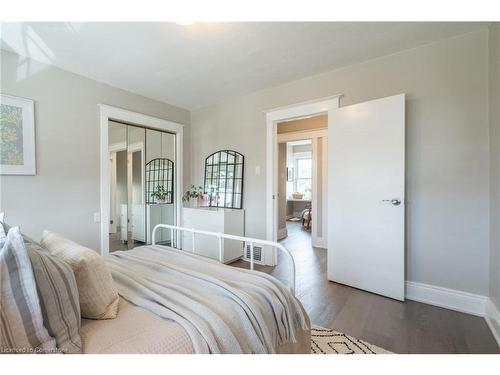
[151,224,296,295]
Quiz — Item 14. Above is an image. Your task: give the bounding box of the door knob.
[382,198,401,206]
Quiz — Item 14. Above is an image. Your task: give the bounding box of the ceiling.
[0,22,488,109]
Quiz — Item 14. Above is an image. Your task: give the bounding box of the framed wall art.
[0,94,36,175]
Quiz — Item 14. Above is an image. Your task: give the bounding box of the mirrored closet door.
[145,129,176,246]
[108,120,176,252]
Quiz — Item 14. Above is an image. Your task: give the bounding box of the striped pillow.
[27,243,82,353]
[0,215,6,248]
[0,227,57,354]
[0,214,37,245]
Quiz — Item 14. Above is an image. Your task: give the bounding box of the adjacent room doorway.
[266,94,406,301]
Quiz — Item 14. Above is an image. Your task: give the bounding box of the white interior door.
[327,94,405,301]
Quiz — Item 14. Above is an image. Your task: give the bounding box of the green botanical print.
[0,104,24,165]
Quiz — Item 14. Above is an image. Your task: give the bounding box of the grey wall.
[0,49,190,250]
[190,30,490,295]
[489,23,500,309]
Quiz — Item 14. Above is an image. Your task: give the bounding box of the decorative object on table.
[151,184,170,204]
[291,192,304,200]
[182,185,205,207]
[203,150,244,209]
[146,158,174,204]
[0,94,36,175]
[287,167,294,181]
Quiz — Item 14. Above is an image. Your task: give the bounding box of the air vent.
[245,244,262,262]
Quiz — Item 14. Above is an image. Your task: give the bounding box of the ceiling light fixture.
[175,20,198,26]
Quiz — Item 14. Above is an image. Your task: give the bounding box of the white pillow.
[41,231,119,320]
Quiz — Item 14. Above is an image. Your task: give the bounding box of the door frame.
[99,104,184,256]
[265,95,341,265]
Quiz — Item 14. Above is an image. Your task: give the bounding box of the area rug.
[310,325,392,354]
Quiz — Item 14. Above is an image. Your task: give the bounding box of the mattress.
[81,297,310,354]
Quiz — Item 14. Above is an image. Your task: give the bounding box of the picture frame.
[0,94,36,175]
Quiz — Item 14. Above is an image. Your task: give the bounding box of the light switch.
[93,213,101,223]
[255,165,261,175]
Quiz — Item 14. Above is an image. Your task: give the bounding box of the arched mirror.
[146,158,174,204]
[204,150,244,209]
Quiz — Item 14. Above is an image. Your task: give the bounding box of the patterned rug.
[311,325,392,354]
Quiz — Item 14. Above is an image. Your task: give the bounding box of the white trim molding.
[485,299,500,347]
[99,104,184,256]
[277,227,288,241]
[405,281,487,317]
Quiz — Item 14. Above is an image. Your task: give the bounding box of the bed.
[82,224,310,354]
[81,297,310,354]
[1,217,310,354]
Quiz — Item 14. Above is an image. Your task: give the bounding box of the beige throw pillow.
[41,231,119,320]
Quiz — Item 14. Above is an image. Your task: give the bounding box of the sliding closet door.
[128,126,146,247]
[108,121,129,251]
[146,129,176,246]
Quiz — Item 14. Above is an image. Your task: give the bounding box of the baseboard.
[485,299,500,347]
[405,281,487,317]
[312,236,326,249]
[277,227,288,240]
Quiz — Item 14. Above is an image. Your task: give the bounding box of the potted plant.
[182,185,205,207]
[151,185,168,204]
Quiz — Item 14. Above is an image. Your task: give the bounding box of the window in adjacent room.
[295,156,312,199]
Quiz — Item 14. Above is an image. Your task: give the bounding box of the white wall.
[489,23,500,311]
[190,30,490,295]
[0,49,190,250]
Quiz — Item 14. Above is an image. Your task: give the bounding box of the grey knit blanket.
[105,245,310,354]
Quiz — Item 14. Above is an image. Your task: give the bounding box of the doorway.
[265,96,340,265]
[266,94,406,301]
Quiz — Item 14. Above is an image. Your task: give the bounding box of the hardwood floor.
[231,221,499,354]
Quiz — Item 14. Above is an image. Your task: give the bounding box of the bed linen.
[81,298,310,354]
[104,245,310,354]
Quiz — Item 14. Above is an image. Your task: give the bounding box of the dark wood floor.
[231,221,499,354]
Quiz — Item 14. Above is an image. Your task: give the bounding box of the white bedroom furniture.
[181,207,244,263]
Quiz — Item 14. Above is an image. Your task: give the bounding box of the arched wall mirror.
[204,150,244,209]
